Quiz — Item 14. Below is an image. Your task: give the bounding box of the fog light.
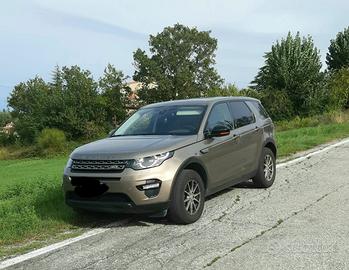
[137,179,161,191]
[143,183,160,190]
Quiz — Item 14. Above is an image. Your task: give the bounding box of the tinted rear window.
[250,101,269,120]
[229,101,255,128]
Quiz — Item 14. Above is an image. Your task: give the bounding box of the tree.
[0,111,12,127]
[99,64,130,128]
[260,89,294,121]
[59,65,106,139]
[8,77,50,143]
[46,65,66,130]
[133,24,223,104]
[327,68,349,110]
[326,27,349,71]
[8,66,108,142]
[51,65,64,89]
[252,32,323,116]
[206,84,239,97]
[238,88,263,100]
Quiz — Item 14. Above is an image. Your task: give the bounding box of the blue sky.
[1,0,349,110]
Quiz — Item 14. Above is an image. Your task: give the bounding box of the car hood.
[71,135,198,160]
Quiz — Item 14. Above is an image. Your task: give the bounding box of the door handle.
[254,126,260,133]
[231,134,240,141]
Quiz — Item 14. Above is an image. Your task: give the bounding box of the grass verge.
[276,122,349,157]
[0,117,349,259]
[0,158,122,258]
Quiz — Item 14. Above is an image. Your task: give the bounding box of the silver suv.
[63,97,276,224]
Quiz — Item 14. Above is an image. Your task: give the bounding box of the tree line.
[2,24,349,145]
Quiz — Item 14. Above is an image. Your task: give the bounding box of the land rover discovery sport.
[63,97,276,224]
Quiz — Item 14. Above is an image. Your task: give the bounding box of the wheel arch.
[264,138,277,158]
[170,157,209,199]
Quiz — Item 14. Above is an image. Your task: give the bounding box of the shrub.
[15,119,41,145]
[276,116,320,131]
[275,110,349,131]
[0,133,18,146]
[37,128,66,155]
[0,145,39,160]
[324,110,349,124]
[0,133,9,146]
[0,147,9,160]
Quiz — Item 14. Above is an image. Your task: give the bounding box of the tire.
[252,147,276,188]
[168,169,205,224]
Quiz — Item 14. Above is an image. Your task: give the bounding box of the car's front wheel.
[168,169,205,224]
[252,147,276,188]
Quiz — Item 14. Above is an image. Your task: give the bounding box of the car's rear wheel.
[168,169,205,224]
[252,147,276,188]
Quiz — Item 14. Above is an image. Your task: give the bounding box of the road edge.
[0,219,130,269]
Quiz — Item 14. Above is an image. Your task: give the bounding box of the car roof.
[142,96,259,108]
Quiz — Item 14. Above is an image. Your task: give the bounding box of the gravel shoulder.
[5,142,349,270]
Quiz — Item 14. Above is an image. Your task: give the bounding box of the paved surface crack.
[204,181,349,268]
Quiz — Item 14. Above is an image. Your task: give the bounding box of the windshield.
[113,105,206,136]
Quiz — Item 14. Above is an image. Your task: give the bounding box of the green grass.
[276,122,349,157]
[0,157,119,258]
[275,110,349,131]
[0,158,73,254]
[0,117,349,258]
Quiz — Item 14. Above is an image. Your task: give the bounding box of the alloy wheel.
[184,179,201,215]
[264,154,274,181]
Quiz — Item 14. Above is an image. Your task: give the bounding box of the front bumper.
[62,156,182,212]
[65,191,169,214]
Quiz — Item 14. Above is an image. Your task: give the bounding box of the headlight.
[131,151,174,170]
[65,158,73,169]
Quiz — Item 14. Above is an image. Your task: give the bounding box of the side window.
[206,103,233,131]
[229,101,255,128]
[250,101,269,120]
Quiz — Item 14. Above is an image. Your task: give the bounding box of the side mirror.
[205,125,230,138]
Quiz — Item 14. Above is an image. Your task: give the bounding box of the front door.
[200,102,244,189]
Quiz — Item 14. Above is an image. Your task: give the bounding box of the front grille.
[71,159,128,173]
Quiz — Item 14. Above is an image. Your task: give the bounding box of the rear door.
[228,101,262,176]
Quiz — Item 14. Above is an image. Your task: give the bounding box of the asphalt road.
[6,142,349,270]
